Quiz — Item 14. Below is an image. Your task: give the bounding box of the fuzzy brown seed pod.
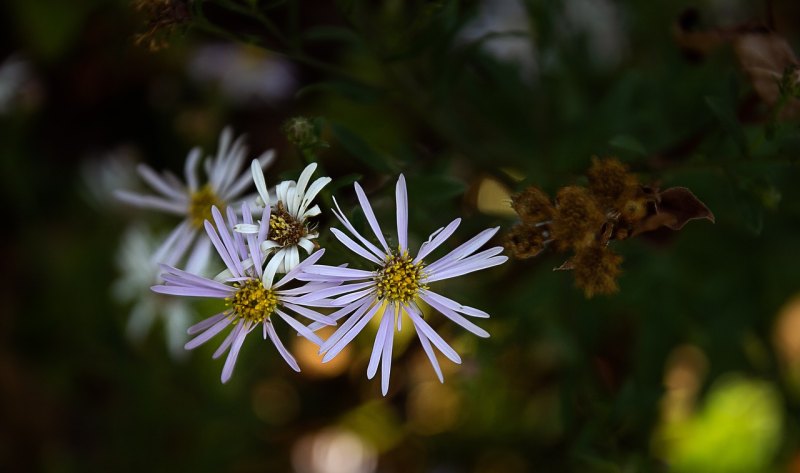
[550,186,606,251]
[505,223,546,259]
[572,245,623,298]
[511,186,555,224]
[619,197,649,225]
[587,157,639,210]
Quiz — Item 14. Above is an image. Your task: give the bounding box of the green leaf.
[608,134,647,156]
[705,96,748,157]
[330,123,396,173]
[12,0,90,60]
[408,175,466,201]
[328,173,363,193]
[729,177,764,236]
[301,26,361,46]
[296,80,382,104]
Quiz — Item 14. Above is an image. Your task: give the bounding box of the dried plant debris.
[673,10,800,120]
[133,0,191,51]
[505,157,715,298]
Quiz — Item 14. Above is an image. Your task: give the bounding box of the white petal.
[234,223,259,234]
[396,174,408,253]
[353,182,390,252]
[275,308,324,345]
[221,321,249,383]
[415,218,461,264]
[320,299,378,355]
[273,248,326,289]
[407,309,461,364]
[266,322,301,371]
[184,147,202,191]
[137,164,187,201]
[284,245,300,272]
[381,310,395,396]
[330,228,382,264]
[420,291,490,338]
[185,316,232,350]
[251,159,271,208]
[262,249,284,287]
[331,196,386,260]
[303,265,374,279]
[426,227,500,272]
[114,190,186,215]
[415,318,444,383]
[299,177,331,217]
[426,255,507,282]
[297,237,316,254]
[293,163,317,216]
[367,311,391,379]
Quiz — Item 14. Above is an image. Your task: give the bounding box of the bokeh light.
[292,427,377,473]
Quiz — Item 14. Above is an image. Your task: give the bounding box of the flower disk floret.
[297,175,507,395]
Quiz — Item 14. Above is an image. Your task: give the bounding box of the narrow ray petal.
[396,175,408,252]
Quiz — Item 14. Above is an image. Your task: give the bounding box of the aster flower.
[115,127,275,269]
[298,175,507,395]
[152,204,336,382]
[234,160,331,273]
[113,224,204,359]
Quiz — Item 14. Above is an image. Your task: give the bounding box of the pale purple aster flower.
[298,175,507,395]
[234,161,331,273]
[152,204,336,382]
[115,127,275,270]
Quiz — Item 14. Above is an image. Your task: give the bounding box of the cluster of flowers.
[117,127,506,394]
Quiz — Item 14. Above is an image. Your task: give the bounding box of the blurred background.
[3,0,800,471]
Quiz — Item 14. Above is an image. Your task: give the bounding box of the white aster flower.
[152,204,336,382]
[112,224,206,359]
[298,175,507,395]
[0,54,38,114]
[188,43,296,105]
[234,161,331,273]
[115,127,275,269]
[81,145,140,211]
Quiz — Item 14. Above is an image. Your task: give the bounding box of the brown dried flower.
[511,186,555,224]
[551,186,605,251]
[587,157,638,210]
[505,223,546,259]
[572,245,623,298]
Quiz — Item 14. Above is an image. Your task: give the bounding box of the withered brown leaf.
[633,187,715,236]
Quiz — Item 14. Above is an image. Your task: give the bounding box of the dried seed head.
[572,245,622,298]
[551,186,605,251]
[620,197,649,225]
[282,116,327,152]
[511,186,555,223]
[505,223,546,259]
[269,202,307,247]
[587,157,639,210]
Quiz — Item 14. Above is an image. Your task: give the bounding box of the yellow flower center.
[188,185,222,229]
[269,201,306,247]
[375,252,427,304]
[227,279,278,324]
